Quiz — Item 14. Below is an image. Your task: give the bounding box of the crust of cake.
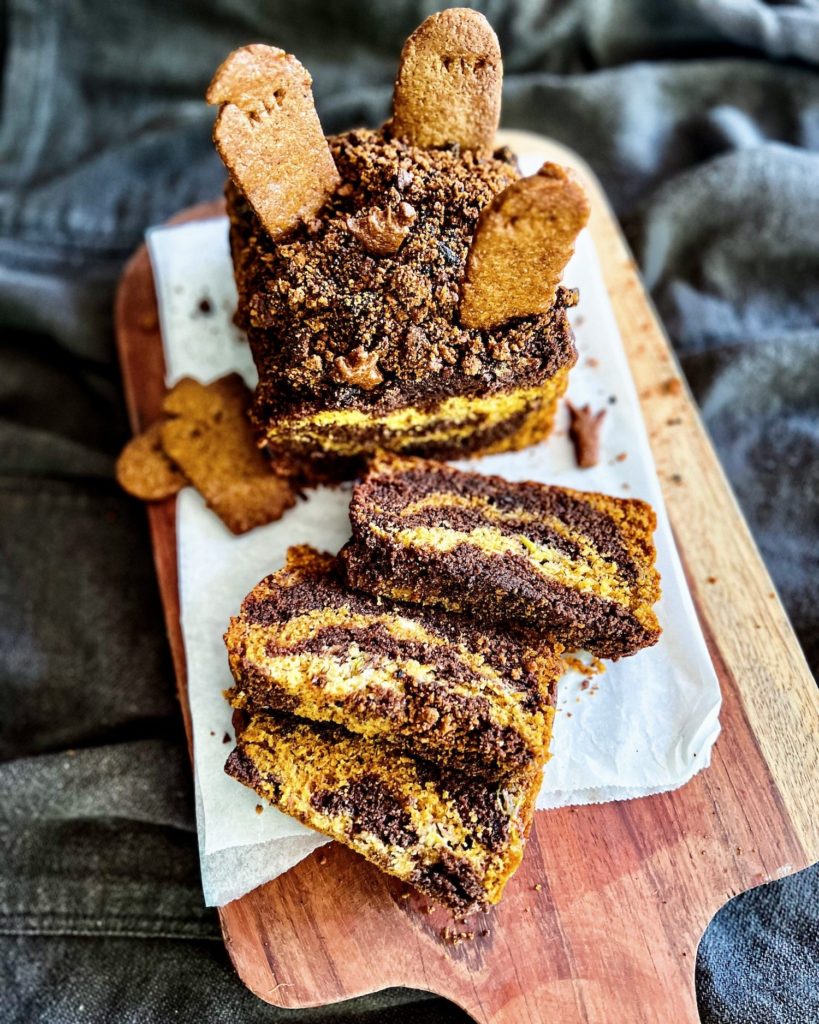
[225,545,561,777]
[342,455,662,660]
[225,710,543,913]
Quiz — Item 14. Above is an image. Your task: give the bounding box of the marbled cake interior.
[226,708,543,914]
[248,367,572,478]
[225,545,560,778]
[343,455,662,659]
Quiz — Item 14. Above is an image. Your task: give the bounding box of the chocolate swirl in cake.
[342,455,662,660]
[225,709,543,914]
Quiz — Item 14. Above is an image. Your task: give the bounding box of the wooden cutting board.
[115,131,819,1023]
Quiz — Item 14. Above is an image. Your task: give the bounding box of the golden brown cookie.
[389,8,502,157]
[115,421,187,501]
[161,374,296,534]
[162,375,226,420]
[207,45,340,240]
[459,162,590,329]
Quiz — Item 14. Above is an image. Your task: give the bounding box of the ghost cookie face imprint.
[207,44,340,240]
[389,8,502,157]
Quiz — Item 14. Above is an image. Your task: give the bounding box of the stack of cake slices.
[224,455,661,913]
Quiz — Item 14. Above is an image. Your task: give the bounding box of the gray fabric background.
[0,1,817,1021]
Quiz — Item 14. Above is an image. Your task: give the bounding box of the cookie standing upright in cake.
[208,9,590,478]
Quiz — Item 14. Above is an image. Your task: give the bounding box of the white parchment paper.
[147,150,721,907]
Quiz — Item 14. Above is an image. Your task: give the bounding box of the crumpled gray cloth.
[0,2,816,1022]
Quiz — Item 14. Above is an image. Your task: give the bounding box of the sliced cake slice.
[342,455,661,660]
[225,545,561,779]
[225,710,543,913]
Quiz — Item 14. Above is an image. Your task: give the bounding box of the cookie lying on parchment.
[161,374,296,534]
[116,374,296,535]
[115,420,186,501]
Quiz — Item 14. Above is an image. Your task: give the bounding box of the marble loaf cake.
[342,455,662,660]
[207,10,590,478]
[224,545,562,779]
[226,143,582,479]
[225,709,543,914]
